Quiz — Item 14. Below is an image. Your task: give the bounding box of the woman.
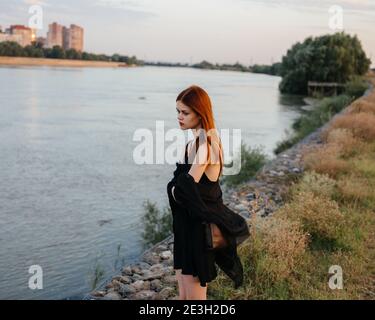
[166,85,250,300]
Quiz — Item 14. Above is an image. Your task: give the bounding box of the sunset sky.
[1,0,374,66]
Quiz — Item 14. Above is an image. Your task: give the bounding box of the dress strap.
[184,142,189,164]
[184,137,199,164]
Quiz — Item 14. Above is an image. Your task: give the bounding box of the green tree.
[0,41,24,56]
[50,45,65,59]
[65,48,81,60]
[279,32,371,95]
[24,44,44,57]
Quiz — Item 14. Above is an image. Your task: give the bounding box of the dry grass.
[353,154,375,179]
[327,112,375,142]
[347,99,375,115]
[208,214,309,299]
[336,174,374,206]
[321,128,366,158]
[289,170,336,199]
[245,215,309,283]
[274,191,345,241]
[302,143,350,178]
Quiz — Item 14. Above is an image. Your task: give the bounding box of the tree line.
[0,41,143,65]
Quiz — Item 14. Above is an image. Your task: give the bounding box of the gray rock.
[143,281,151,290]
[135,262,152,270]
[102,292,122,300]
[132,273,144,281]
[131,265,142,274]
[160,250,172,260]
[122,266,132,276]
[129,290,156,300]
[163,275,177,285]
[118,284,136,296]
[150,279,163,291]
[246,193,256,201]
[90,290,105,298]
[154,244,168,253]
[141,270,165,281]
[234,203,247,211]
[118,275,132,284]
[149,263,164,272]
[142,252,161,264]
[105,279,122,290]
[153,287,175,300]
[132,280,146,291]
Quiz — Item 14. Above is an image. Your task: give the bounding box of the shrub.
[347,99,375,115]
[336,174,374,206]
[222,143,268,187]
[345,76,369,99]
[240,215,308,290]
[320,128,365,158]
[141,200,172,249]
[328,112,375,142]
[289,171,336,199]
[275,191,345,241]
[353,156,375,179]
[302,144,350,178]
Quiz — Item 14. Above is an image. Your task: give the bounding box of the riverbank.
[86,73,375,300]
[0,56,134,68]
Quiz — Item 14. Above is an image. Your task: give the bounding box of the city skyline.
[0,22,84,52]
[0,0,374,66]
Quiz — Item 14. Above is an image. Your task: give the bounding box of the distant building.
[47,22,84,52]
[10,25,33,46]
[0,33,22,45]
[0,25,33,47]
[0,22,84,51]
[62,26,70,50]
[47,22,63,48]
[68,24,83,52]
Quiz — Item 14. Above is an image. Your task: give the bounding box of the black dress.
[166,139,250,288]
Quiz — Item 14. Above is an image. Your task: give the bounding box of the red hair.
[176,85,223,176]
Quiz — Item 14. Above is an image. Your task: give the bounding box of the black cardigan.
[167,169,250,289]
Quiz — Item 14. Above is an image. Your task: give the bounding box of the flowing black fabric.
[166,140,250,288]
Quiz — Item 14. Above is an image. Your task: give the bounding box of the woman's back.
[184,138,223,183]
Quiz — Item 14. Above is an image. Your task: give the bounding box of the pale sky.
[1,0,374,66]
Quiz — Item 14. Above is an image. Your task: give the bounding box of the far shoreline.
[0,56,137,68]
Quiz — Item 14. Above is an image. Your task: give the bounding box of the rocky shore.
[85,85,372,300]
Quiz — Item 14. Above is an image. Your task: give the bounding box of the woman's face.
[176,100,201,130]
